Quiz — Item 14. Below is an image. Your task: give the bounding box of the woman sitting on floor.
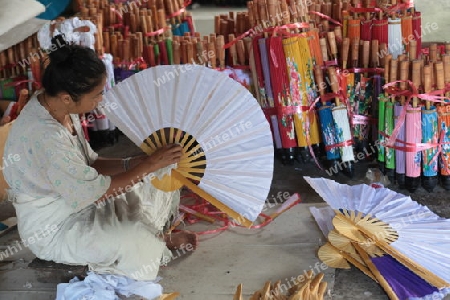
[3,35,197,281]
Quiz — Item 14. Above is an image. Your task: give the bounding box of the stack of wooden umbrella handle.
[0,34,41,102]
[74,0,196,68]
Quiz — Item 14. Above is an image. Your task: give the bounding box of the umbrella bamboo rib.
[336,214,449,288]
[353,243,400,300]
[176,170,203,181]
[171,170,253,228]
[169,127,175,144]
[151,132,163,148]
[160,128,167,146]
[178,160,206,168]
[142,139,157,152]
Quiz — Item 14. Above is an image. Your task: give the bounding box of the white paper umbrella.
[102,65,274,227]
[304,176,450,289]
[332,105,355,163]
[0,0,45,51]
[0,0,71,52]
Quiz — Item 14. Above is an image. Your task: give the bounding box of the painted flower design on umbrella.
[423,119,439,173]
[287,58,301,105]
[281,115,296,140]
[413,151,422,169]
[439,122,450,172]
[323,125,339,157]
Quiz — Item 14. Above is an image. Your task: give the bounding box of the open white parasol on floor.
[305,176,450,291]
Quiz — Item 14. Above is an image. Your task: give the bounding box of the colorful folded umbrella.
[405,105,422,192]
[394,104,407,189]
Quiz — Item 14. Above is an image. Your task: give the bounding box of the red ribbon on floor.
[174,192,302,235]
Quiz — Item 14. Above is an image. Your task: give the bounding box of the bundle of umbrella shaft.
[381,43,450,193]
[210,0,450,189]
[0,34,40,102]
[212,0,400,176]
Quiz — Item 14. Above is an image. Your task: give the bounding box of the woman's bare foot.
[164,230,198,251]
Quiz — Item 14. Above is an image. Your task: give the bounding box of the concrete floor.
[2,133,449,299]
[1,2,450,299]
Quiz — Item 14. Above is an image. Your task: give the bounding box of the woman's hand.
[140,144,183,172]
[0,115,11,126]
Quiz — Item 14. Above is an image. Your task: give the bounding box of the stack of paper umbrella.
[214,0,422,173]
[380,43,450,193]
[306,176,450,300]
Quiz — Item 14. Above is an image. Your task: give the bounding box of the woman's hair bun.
[48,34,72,64]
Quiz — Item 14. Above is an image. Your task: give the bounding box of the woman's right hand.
[139,144,183,173]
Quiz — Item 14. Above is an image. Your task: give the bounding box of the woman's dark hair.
[42,34,106,102]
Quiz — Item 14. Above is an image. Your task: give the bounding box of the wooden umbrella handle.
[158,9,167,29]
[216,35,226,69]
[267,0,277,25]
[327,31,338,60]
[362,40,370,69]
[429,43,438,63]
[195,40,204,65]
[314,65,326,99]
[0,51,6,78]
[258,1,268,27]
[320,38,329,63]
[247,1,255,28]
[332,2,342,22]
[384,54,392,83]
[328,66,341,106]
[280,0,290,25]
[411,60,422,107]
[314,3,321,25]
[186,41,194,64]
[399,60,410,105]
[342,37,350,69]
[389,59,398,83]
[435,60,446,106]
[424,64,432,110]
[334,26,343,46]
[371,39,379,68]
[409,39,417,61]
[399,60,410,87]
[208,41,216,69]
[236,39,246,67]
[173,41,181,65]
[289,0,298,23]
[228,34,238,66]
[351,38,360,68]
[435,61,445,90]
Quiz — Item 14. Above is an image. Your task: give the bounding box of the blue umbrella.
[35,0,71,20]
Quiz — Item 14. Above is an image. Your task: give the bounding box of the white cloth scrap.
[56,272,163,300]
[37,17,97,50]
